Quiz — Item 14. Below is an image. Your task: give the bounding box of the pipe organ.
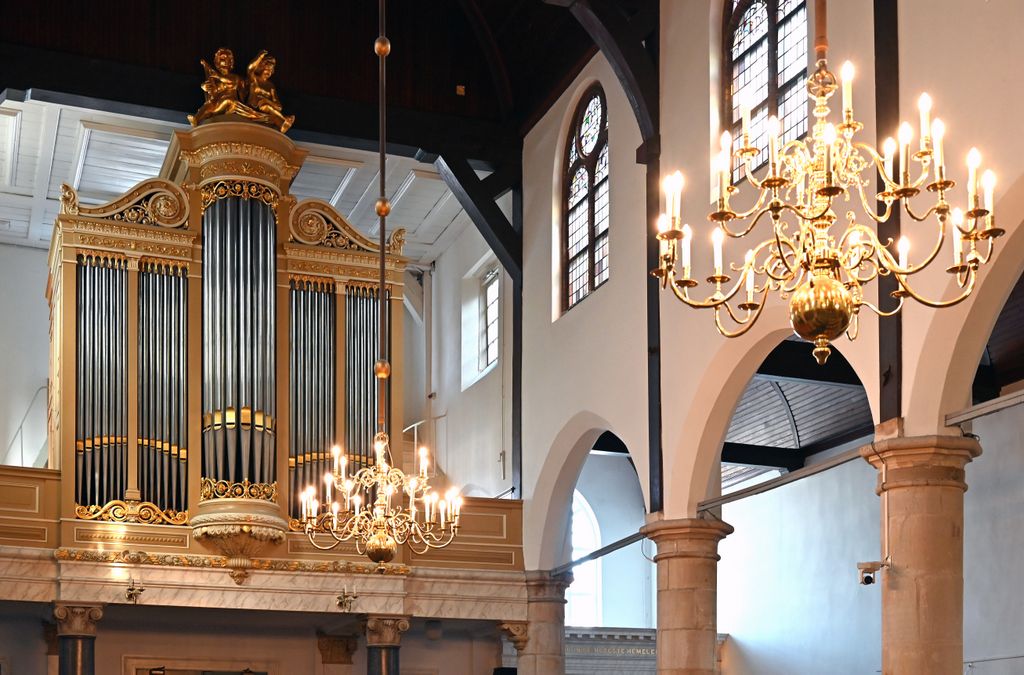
[48,116,407,568]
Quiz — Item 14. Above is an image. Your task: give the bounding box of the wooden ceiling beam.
[457,0,516,122]
[721,442,805,472]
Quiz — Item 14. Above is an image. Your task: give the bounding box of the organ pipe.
[345,284,389,471]
[201,197,276,486]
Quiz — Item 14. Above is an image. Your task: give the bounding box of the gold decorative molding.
[200,477,277,501]
[60,180,189,228]
[498,621,529,653]
[74,499,188,526]
[200,179,278,212]
[181,141,299,180]
[52,547,411,576]
[60,218,196,259]
[289,199,406,255]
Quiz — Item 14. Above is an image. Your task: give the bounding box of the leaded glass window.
[564,85,610,310]
[724,0,808,181]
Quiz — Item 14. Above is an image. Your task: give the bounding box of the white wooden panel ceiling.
[0,99,476,262]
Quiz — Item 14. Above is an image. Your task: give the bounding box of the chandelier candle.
[652,0,1003,364]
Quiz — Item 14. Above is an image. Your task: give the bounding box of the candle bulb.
[657,214,670,259]
[323,472,333,504]
[715,150,729,204]
[967,148,981,208]
[681,224,693,279]
[952,208,964,266]
[822,123,837,178]
[768,115,781,173]
[331,501,339,530]
[662,171,684,223]
[744,250,755,302]
[455,496,464,526]
[898,123,913,186]
[918,93,932,149]
[712,227,724,276]
[840,61,854,115]
[982,169,996,213]
[882,137,896,182]
[353,495,362,517]
[332,445,341,476]
[419,446,428,477]
[931,119,945,178]
[440,500,448,529]
[340,455,347,481]
[898,236,910,270]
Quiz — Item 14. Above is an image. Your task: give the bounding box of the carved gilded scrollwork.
[200,179,279,212]
[75,499,189,526]
[289,199,406,255]
[200,477,278,501]
[60,180,189,228]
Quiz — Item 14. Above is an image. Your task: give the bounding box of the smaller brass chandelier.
[301,0,461,565]
[653,0,1002,364]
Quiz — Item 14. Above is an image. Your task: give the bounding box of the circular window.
[579,95,603,156]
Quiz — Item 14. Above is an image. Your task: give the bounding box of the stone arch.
[904,173,1024,435]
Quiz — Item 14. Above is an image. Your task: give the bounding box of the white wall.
[0,243,50,467]
[716,402,1024,674]
[403,299,427,429]
[428,222,513,498]
[575,452,654,629]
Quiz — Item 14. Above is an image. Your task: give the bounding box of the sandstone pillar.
[317,632,358,675]
[642,517,733,675]
[516,570,572,675]
[53,603,103,675]
[862,434,980,675]
[364,615,410,675]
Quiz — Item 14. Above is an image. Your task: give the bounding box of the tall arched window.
[566,490,602,626]
[564,84,610,310]
[723,0,808,178]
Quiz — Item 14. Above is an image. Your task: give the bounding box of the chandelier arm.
[845,310,860,341]
[668,263,751,309]
[853,180,895,224]
[901,200,944,224]
[858,294,906,317]
[767,228,800,278]
[852,142,899,193]
[305,529,343,550]
[740,154,769,191]
[778,200,834,224]
[722,189,772,227]
[893,271,977,309]
[713,289,770,338]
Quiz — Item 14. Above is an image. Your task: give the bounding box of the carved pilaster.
[317,632,358,665]
[52,604,103,637]
[364,616,411,647]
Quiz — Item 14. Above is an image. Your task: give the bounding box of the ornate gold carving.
[53,604,103,637]
[289,199,406,255]
[61,180,189,228]
[53,547,411,576]
[317,633,359,665]
[200,477,277,501]
[498,621,530,653]
[75,499,188,526]
[200,180,279,212]
[365,616,411,647]
[180,142,297,179]
[188,49,294,133]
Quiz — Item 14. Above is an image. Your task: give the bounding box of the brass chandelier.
[653,0,1002,364]
[301,0,461,564]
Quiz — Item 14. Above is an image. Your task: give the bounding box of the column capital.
[317,632,358,665]
[364,615,410,647]
[498,621,529,653]
[641,516,733,562]
[525,569,573,603]
[53,603,104,637]
[861,434,981,493]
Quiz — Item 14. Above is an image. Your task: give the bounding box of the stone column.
[52,603,103,675]
[861,434,981,675]
[641,517,733,675]
[516,570,572,675]
[364,615,410,675]
[43,621,58,675]
[317,632,358,675]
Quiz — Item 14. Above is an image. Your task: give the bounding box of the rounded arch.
[527,410,628,570]
[663,303,877,517]
[905,173,1024,434]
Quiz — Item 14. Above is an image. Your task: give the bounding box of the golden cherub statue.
[187,48,294,133]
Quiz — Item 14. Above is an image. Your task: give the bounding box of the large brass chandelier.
[301,0,461,564]
[653,0,1002,364]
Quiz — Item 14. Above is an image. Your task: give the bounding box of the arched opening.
[970,270,1024,404]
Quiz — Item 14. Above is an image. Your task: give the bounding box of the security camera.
[858,561,884,586]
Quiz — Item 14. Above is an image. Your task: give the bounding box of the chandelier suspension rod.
[376,0,388,436]
[814,0,827,62]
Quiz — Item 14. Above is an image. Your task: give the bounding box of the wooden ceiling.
[0,0,603,161]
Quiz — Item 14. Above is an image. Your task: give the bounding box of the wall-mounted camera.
[857,561,885,586]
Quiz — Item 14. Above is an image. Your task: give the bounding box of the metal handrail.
[4,384,47,466]
[402,419,426,450]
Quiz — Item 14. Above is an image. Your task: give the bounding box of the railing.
[402,419,426,450]
[3,384,47,467]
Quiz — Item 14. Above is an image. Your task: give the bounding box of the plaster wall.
[403,300,427,430]
[521,51,650,570]
[575,452,654,629]
[716,402,1024,674]
[427,221,513,498]
[0,243,49,467]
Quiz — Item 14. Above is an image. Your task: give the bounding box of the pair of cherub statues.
[188,48,295,133]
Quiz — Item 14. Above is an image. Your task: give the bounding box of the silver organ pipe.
[138,261,188,512]
[75,254,128,507]
[345,284,389,472]
[202,197,276,486]
[288,277,337,516]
